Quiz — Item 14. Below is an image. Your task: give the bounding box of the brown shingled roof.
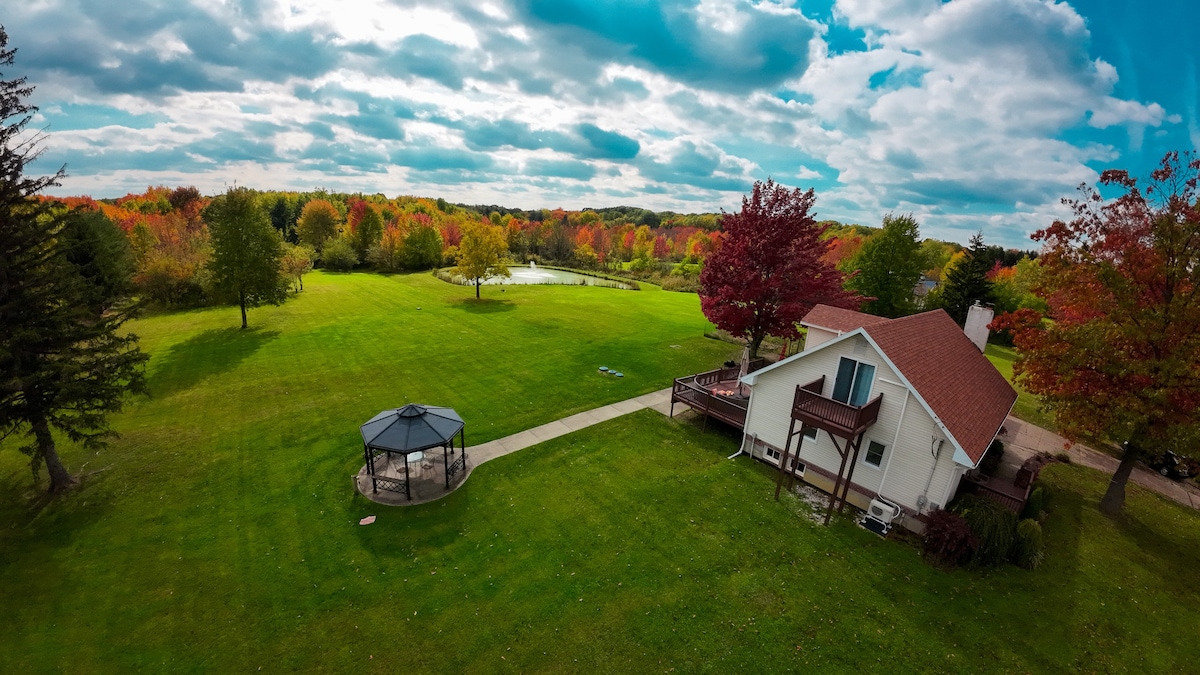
[801,304,891,334]
[863,309,1017,465]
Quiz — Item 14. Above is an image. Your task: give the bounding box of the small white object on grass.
[359,515,376,525]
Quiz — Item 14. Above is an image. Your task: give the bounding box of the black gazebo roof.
[361,404,465,454]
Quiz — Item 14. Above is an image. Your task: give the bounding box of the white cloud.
[9,0,1182,247]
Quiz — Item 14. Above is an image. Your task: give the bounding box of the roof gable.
[744,307,1017,466]
[863,310,1017,464]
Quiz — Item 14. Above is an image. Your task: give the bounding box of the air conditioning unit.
[867,499,901,526]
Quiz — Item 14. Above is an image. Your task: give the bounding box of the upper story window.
[832,356,875,406]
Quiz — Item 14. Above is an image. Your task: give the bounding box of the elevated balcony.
[791,375,882,439]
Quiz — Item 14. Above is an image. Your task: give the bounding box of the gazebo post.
[365,444,377,493]
[444,442,451,488]
[404,454,411,500]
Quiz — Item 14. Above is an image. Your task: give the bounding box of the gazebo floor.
[354,450,472,506]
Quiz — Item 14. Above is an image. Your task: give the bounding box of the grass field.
[984,343,1057,431]
[2,273,1197,672]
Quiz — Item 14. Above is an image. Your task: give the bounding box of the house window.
[864,441,886,468]
[832,357,876,406]
[765,446,781,462]
[803,426,818,441]
[787,456,806,475]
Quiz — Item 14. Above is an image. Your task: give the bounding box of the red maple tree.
[699,179,862,358]
[995,151,1200,515]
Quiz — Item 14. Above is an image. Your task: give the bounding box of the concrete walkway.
[356,388,675,505]
[359,387,1200,512]
[1001,416,1200,510]
[467,388,674,464]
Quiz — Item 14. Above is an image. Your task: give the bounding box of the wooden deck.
[670,360,766,429]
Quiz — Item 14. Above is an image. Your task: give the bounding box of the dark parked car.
[1146,450,1199,480]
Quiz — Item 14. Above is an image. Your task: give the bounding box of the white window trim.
[834,355,879,407]
[861,439,887,470]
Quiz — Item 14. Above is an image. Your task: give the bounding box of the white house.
[737,305,1018,530]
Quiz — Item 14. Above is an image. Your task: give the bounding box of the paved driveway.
[1001,416,1200,510]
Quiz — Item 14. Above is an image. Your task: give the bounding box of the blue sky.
[7,0,1197,247]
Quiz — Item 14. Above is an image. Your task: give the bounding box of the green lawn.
[2,273,1196,671]
[985,343,1057,431]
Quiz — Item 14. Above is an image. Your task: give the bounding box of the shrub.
[922,509,979,567]
[979,439,1005,476]
[660,274,700,292]
[954,494,1017,567]
[1054,452,1072,464]
[1021,485,1050,522]
[1013,519,1046,569]
[321,237,358,271]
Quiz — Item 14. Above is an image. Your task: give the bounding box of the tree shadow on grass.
[448,297,516,314]
[149,327,280,398]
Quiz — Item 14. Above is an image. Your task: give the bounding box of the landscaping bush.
[979,438,1005,476]
[954,494,1018,567]
[922,508,979,567]
[321,237,358,271]
[1013,519,1046,569]
[1021,484,1051,522]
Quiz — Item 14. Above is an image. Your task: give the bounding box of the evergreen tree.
[204,186,288,329]
[0,27,148,492]
[937,231,994,325]
[847,213,926,318]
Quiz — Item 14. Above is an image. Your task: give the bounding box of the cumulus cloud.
[5,0,1187,246]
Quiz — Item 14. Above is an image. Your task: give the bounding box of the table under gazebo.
[359,404,467,501]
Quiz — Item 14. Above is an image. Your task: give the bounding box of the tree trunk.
[32,416,77,494]
[240,291,248,329]
[475,279,481,299]
[748,333,764,360]
[1099,441,1140,516]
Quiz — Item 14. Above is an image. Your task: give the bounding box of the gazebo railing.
[373,475,408,495]
[446,452,466,483]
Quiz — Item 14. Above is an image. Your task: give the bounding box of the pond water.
[475,263,633,289]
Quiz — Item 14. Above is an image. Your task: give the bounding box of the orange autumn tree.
[995,151,1200,515]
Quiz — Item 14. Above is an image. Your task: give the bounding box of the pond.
[446,263,634,289]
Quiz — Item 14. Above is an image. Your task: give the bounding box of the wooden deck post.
[774,417,798,500]
[837,433,866,514]
[824,433,852,526]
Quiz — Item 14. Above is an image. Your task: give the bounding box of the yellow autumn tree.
[454,220,510,298]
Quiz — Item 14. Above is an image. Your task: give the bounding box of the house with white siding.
[735,305,1018,531]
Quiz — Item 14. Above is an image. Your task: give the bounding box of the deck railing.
[671,363,765,429]
[958,476,1026,513]
[791,381,882,437]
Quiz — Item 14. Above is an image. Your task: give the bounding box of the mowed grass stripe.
[2,272,1197,672]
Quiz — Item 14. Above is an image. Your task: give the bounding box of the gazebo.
[360,404,467,500]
